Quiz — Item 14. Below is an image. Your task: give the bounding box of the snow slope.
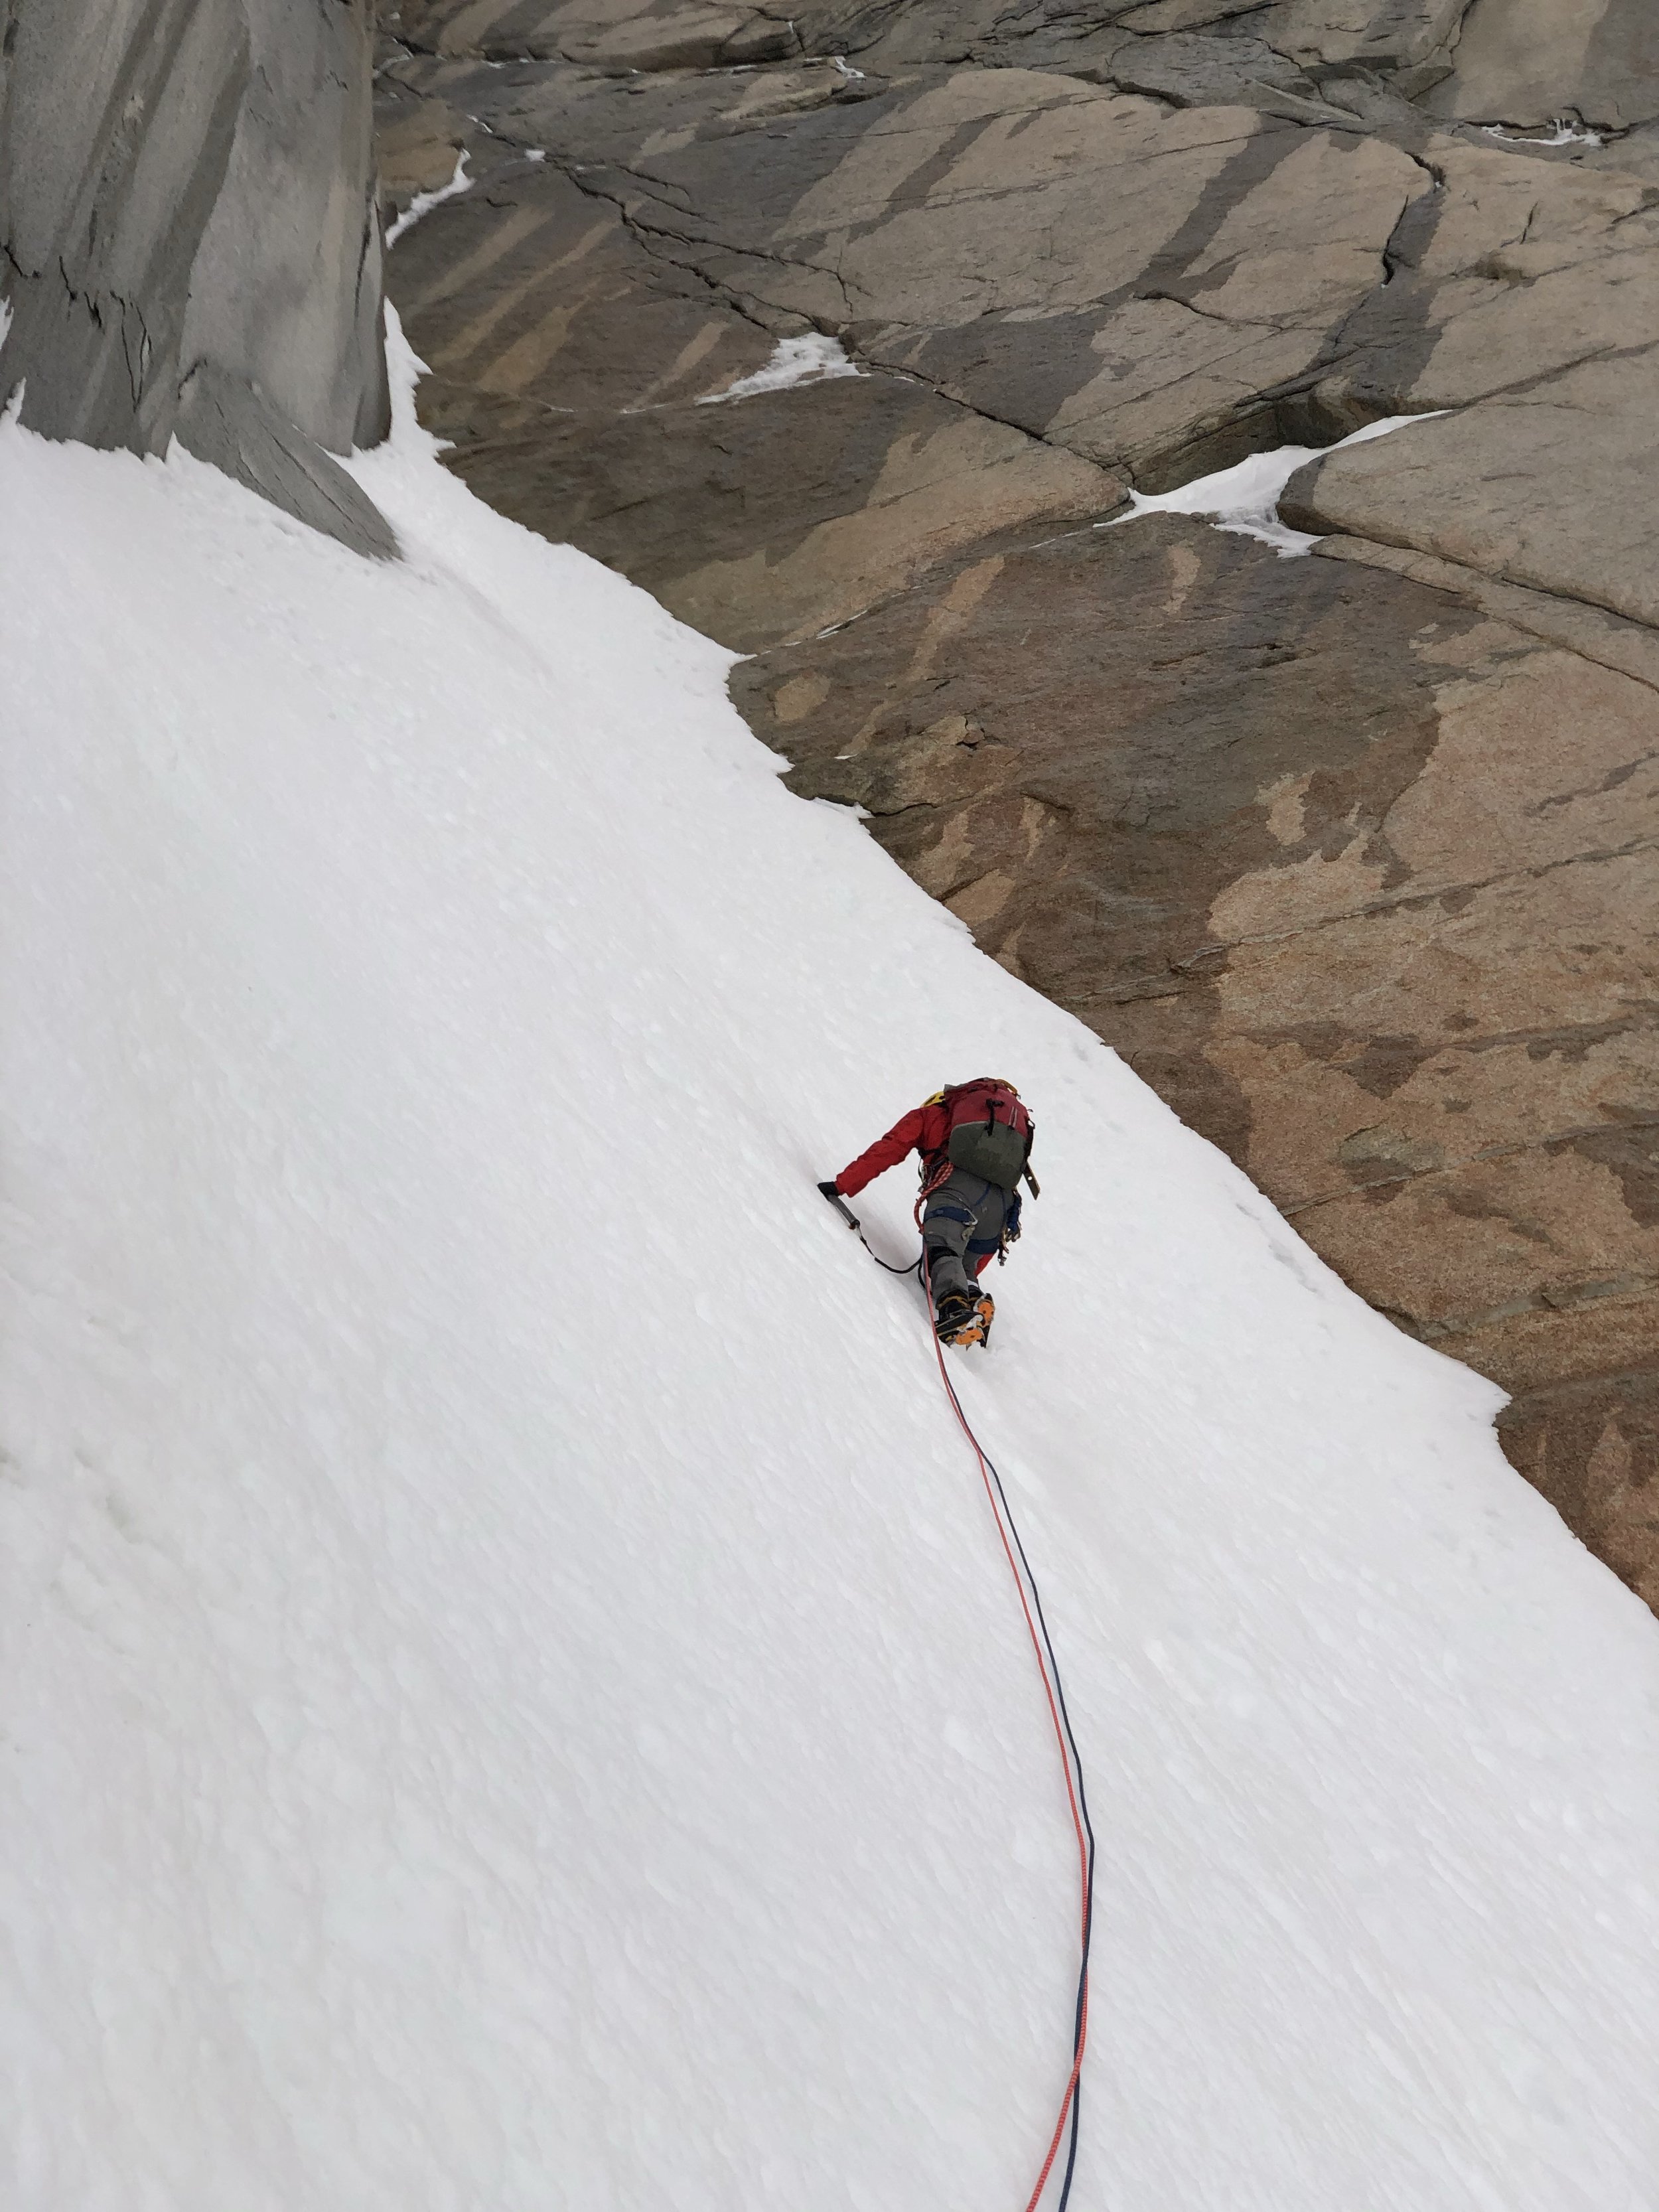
[1,343,1656,2212]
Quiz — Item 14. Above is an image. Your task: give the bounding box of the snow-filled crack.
[1481,118,1604,150]
[1102,412,1444,557]
[386,152,474,247]
[697,332,861,402]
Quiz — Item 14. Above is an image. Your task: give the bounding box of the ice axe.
[817,1179,861,1231]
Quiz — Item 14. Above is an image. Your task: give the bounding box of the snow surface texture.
[1,323,1656,2212]
[385,153,473,248]
[698,332,861,403]
[1108,415,1441,555]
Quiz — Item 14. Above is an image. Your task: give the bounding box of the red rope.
[916,1185,1091,2210]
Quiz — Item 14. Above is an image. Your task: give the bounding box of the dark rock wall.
[376,1,1659,1608]
[1,0,395,557]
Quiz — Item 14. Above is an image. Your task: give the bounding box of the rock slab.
[1,0,395,557]
[378,1,1659,1607]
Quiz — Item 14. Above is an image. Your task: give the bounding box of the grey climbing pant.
[922,1168,1013,1305]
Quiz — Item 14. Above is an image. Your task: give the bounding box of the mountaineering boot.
[936,1290,995,1348]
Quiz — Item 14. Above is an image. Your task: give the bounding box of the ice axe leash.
[816,1179,1096,2211]
[817,1181,921,1276]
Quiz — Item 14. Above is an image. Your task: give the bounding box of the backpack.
[940,1078,1033,1190]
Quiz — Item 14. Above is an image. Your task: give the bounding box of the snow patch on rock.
[1107,414,1447,555]
[699,333,862,404]
[1482,118,1604,149]
[386,152,472,248]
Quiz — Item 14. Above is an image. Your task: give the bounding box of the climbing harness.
[819,1178,1097,2209]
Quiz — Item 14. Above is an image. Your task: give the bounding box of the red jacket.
[835,1098,958,1198]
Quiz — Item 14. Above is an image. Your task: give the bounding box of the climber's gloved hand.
[818,1179,861,1228]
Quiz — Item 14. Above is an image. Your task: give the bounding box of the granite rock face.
[733,522,1659,1600]
[1425,0,1659,133]
[378,0,1659,1605]
[0,0,395,557]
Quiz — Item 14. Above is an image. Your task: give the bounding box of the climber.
[820,1078,1037,1347]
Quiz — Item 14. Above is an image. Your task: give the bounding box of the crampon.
[934,1290,995,1349]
